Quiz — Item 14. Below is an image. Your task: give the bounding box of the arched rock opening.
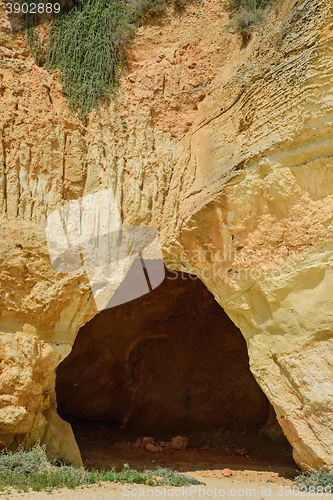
[56,269,270,435]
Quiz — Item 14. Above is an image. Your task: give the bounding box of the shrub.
[0,444,204,494]
[151,466,204,486]
[0,444,92,493]
[45,0,135,120]
[224,0,275,36]
[99,464,204,487]
[25,0,184,120]
[227,6,264,36]
[294,468,333,493]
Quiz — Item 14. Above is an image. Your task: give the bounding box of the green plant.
[44,0,135,120]
[25,0,187,120]
[0,444,204,494]
[224,0,275,36]
[101,464,204,487]
[151,466,204,486]
[0,444,92,493]
[294,468,333,492]
[227,6,264,35]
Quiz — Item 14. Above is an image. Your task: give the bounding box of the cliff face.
[0,0,332,470]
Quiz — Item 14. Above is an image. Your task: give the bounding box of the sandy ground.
[3,469,333,500]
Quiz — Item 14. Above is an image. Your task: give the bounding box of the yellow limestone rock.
[0,0,333,470]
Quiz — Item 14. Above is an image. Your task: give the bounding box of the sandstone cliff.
[0,0,332,471]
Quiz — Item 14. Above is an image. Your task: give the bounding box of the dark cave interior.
[56,268,293,471]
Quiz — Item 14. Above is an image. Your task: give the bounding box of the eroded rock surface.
[0,0,332,470]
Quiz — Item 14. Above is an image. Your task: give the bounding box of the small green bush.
[151,466,204,486]
[227,6,264,36]
[97,464,204,487]
[0,444,204,494]
[0,444,92,493]
[224,0,275,36]
[294,468,333,492]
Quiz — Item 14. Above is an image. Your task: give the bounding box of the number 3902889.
[5,3,61,14]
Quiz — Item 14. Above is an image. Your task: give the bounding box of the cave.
[56,268,293,469]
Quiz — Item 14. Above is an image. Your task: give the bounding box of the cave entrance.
[56,268,293,471]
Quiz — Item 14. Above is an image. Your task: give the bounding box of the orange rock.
[171,436,188,450]
[145,443,160,453]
